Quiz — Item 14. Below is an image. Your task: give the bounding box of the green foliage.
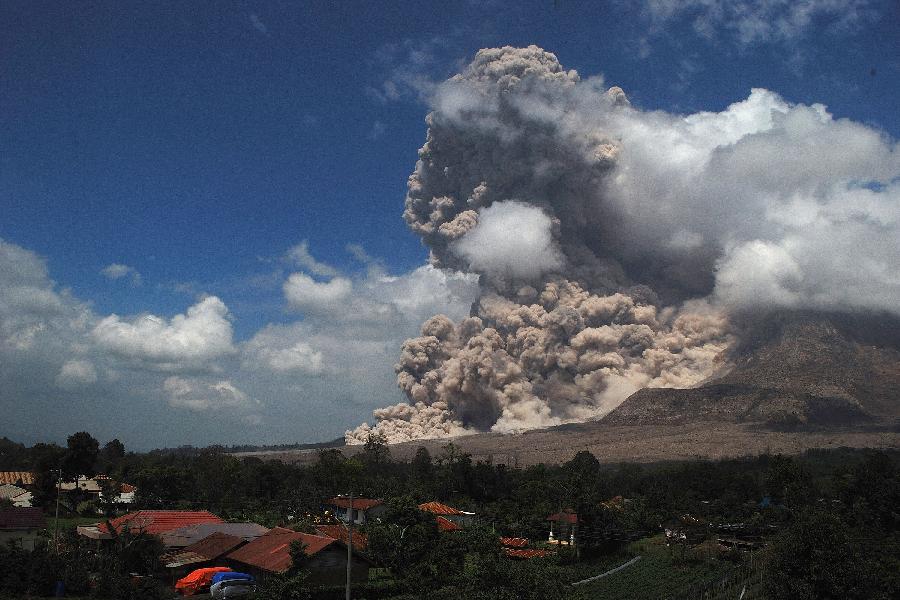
[4,432,900,599]
[64,431,100,479]
[765,509,887,600]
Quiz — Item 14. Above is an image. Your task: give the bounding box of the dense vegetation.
[1,434,898,599]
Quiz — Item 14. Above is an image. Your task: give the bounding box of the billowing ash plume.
[346,45,899,444]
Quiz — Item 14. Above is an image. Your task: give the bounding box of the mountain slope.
[604,311,900,428]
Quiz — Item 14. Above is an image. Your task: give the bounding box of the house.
[60,475,136,506]
[77,510,223,542]
[163,532,249,581]
[0,472,35,487]
[0,484,33,507]
[226,527,373,586]
[60,475,102,494]
[160,522,269,549]
[314,524,368,552]
[435,516,462,532]
[418,501,475,528]
[547,509,577,546]
[0,507,46,551]
[500,536,553,559]
[325,497,385,525]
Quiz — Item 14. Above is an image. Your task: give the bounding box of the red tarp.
[175,566,232,596]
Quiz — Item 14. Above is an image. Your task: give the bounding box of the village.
[3,432,895,599]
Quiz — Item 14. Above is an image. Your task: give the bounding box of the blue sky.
[1,1,898,449]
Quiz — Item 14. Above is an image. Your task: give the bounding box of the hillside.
[605,311,900,428]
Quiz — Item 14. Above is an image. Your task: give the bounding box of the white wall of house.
[332,504,385,525]
[0,530,42,551]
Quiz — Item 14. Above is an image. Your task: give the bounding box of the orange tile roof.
[326,497,383,511]
[226,527,337,574]
[0,472,35,486]
[314,524,368,551]
[418,501,465,516]
[98,510,223,535]
[503,548,553,559]
[500,537,528,547]
[546,510,578,524]
[435,516,462,532]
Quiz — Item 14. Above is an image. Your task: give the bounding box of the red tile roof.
[326,497,383,511]
[0,472,35,486]
[503,548,553,559]
[226,527,337,574]
[435,516,462,532]
[0,507,46,530]
[314,524,368,551]
[500,537,528,548]
[98,510,223,535]
[418,501,466,516]
[546,510,578,524]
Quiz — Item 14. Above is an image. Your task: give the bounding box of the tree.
[29,442,66,506]
[765,510,878,600]
[413,447,433,478]
[98,439,126,472]
[361,433,391,468]
[63,432,99,479]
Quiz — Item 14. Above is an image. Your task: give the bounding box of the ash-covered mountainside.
[605,311,900,428]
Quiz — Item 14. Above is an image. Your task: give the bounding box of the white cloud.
[249,13,268,35]
[101,263,142,286]
[450,201,564,281]
[56,359,98,388]
[283,273,353,313]
[164,376,252,411]
[245,257,477,385]
[366,38,447,104]
[285,240,340,277]
[641,0,876,47]
[368,121,387,140]
[247,340,325,375]
[92,296,235,371]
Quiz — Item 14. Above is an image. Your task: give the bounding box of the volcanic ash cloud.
[346,45,899,444]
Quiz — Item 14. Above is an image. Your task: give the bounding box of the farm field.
[568,536,761,600]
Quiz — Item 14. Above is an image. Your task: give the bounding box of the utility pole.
[53,468,62,553]
[345,490,353,600]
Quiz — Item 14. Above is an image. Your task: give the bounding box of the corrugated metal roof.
[0,484,27,500]
[0,507,46,530]
[326,497,383,511]
[160,522,269,547]
[162,551,208,569]
[162,532,246,568]
[418,501,468,516]
[314,524,368,551]
[500,537,528,547]
[184,532,246,559]
[226,527,337,574]
[0,472,34,486]
[98,510,223,536]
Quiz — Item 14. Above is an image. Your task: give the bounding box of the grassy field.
[568,536,759,599]
[45,516,99,532]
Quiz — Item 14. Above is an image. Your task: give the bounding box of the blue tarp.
[211,572,254,584]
